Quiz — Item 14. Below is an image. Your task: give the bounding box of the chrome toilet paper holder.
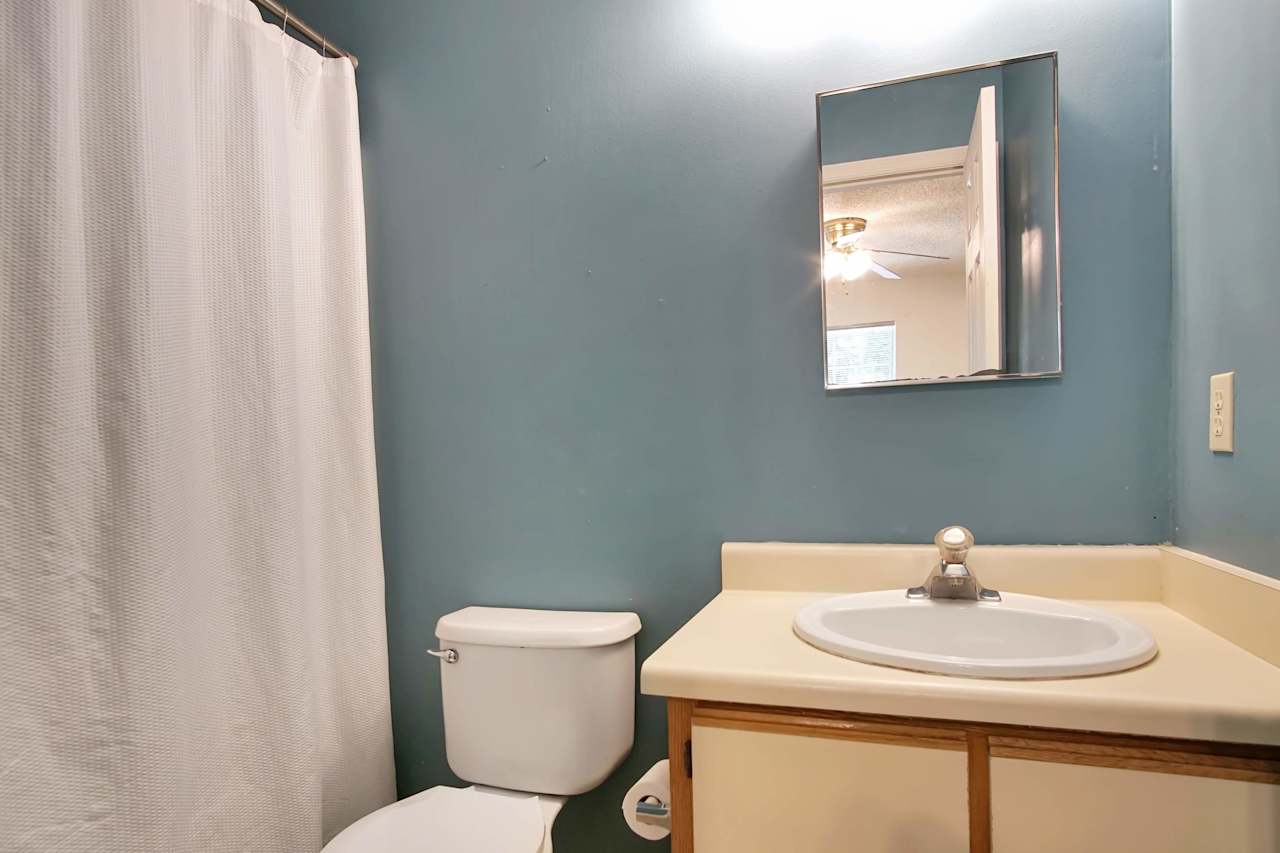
[634,796,670,819]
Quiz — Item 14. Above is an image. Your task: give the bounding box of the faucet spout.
[906,526,1001,602]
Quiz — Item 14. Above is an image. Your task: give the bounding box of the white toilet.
[324,606,642,852]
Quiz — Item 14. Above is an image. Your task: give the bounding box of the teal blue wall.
[1171,0,1280,578]
[287,1,1171,849]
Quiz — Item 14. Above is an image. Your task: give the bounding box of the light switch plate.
[1210,371,1235,453]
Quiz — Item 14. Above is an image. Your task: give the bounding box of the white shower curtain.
[0,1,396,850]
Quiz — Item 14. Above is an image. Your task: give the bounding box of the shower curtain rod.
[250,0,358,69]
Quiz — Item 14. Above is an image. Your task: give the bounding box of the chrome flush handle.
[427,648,458,663]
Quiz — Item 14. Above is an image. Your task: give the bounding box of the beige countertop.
[640,544,1280,745]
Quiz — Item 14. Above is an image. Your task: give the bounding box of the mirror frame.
[816,51,1063,390]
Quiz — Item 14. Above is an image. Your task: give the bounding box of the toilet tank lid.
[436,606,641,648]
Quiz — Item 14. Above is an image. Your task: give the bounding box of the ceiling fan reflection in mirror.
[822,216,949,282]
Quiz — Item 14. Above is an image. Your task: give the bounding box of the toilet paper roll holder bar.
[634,796,670,819]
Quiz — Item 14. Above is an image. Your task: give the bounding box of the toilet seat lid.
[323,786,547,853]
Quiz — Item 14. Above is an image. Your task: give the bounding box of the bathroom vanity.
[641,544,1280,853]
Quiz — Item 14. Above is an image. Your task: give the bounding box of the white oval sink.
[794,591,1157,679]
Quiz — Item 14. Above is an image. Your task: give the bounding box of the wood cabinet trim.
[666,698,695,853]
[980,727,1280,759]
[692,701,967,751]
[967,732,992,853]
[988,735,1280,784]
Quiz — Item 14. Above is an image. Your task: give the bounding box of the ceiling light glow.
[711,0,989,50]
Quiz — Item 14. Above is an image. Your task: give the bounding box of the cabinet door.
[691,723,970,853]
[991,758,1280,852]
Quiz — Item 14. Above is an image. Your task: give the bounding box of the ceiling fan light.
[824,251,848,281]
[844,249,873,279]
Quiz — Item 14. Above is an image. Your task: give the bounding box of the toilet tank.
[435,606,641,796]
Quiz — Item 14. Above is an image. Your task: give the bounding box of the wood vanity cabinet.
[666,699,1280,853]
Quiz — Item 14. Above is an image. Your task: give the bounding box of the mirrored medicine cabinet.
[817,53,1062,390]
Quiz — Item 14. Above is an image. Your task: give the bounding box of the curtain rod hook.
[322,36,328,58]
[281,8,289,35]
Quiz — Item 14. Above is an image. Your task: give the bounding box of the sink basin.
[793,590,1157,679]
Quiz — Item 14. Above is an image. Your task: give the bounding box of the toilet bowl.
[323,785,565,853]
[322,607,641,852]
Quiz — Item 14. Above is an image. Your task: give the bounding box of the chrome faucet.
[906,526,1001,602]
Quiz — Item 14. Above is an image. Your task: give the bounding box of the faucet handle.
[935,525,974,564]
